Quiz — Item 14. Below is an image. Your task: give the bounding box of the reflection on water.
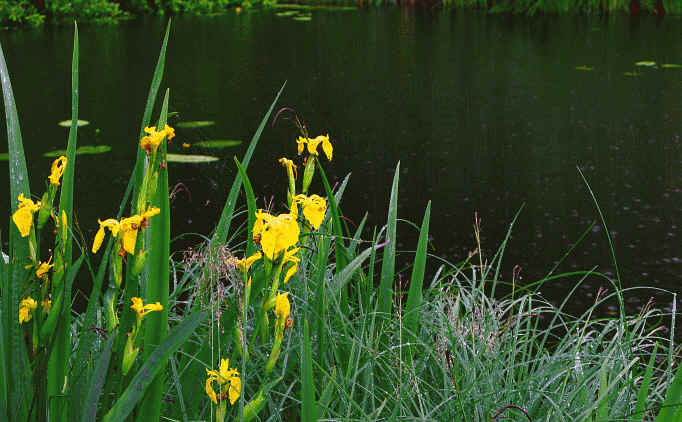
[0,11,680,313]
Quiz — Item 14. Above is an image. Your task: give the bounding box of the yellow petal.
[92,226,106,254]
[205,377,218,404]
[48,156,67,186]
[302,194,327,230]
[12,206,34,238]
[306,137,321,156]
[121,228,138,255]
[296,136,308,155]
[321,136,333,161]
[275,292,290,320]
[283,262,297,284]
[229,376,241,405]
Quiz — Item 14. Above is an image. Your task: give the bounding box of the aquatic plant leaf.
[175,120,215,128]
[0,152,7,160]
[276,11,297,16]
[661,64,681,69]
[166,153,219,163]
[57,119,89,127]
[575,65,594,71]
[634,61,656,67]
[293,15,312,21]
[623,71,640,77]
[137,89,171,422]
[193,139,242,148]
[43,145,111,157]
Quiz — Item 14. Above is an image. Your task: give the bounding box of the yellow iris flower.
[306,135,333,161]
[253,210,300,260]
[294,194,327,230]
[48,156,67,186]
[36,256,53,280]
[19,297,37,324]
[205,358,241,405]
[140,124,175,153]
[12,193,41,237]
[130,297,163,320]
[91,207,160,255]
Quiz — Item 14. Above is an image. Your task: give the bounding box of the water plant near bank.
[1,22,681,421]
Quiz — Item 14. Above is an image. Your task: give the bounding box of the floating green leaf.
[293,15,312,21]
[661,63,681,69]
[43,145,111,157]
[166,153,219,163]
[575,65,594,71]
[175,120,215,128]
[57,119,89,127]
[193,139,242,148]
[0,152,7,160]
[634,61,656,67]
[276,11,297,16]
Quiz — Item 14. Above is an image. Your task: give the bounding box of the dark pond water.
[1,10,680,314]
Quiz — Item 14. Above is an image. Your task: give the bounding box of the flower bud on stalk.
[121,333,140,376]
[301,156,316,194]
[37,190,53,231]
[131,248,149,277]
[111,252,123,288]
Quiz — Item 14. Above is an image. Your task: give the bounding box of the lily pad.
[43,145,112,158]
[293,15,312,21]
[276,11,298,17]
[58,119,89,127]
[0,152,8,161]
[575,65,594,71]
[193,140,242,148]
[662,64,682,69]
[634,61,657,67]
[166,153,219,163]
[176,121,215,129]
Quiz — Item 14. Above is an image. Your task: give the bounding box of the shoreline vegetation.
[0,0,679,28]
[1,23,681,421]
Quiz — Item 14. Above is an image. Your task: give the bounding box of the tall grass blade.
[656,360,682,422]
[102,311,208,422]
[212,82,285,244]
[377,162,400,317]
[48,24,78,422]
[234,157,257,256]
[633,343,657,421]
[301,319,316,422]
[0,290,6,421]
[81,335,114,422]
[136,89,171,422]
[596,359,610,420]
[404,201,430,345]
[577,166,624,318]
[0,39,30,422]
[131,20,170,214]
